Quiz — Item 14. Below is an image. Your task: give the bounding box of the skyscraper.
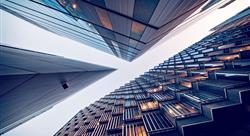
[55,8,250,136]
[0,45,115,134]
[0,0,232,61]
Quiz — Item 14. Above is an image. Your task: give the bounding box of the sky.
[1,0,250,135]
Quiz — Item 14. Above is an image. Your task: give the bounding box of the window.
[139,101,159,111]
[142,112,175,133]
[133,0,160,23]
[162,102,199,119]
[218,43,235,49]
[123,123,147,136]
[208,50,224,56]
[96,8,113,30]
[131,21,145,39]
[217,54,240,61]
[180,82,192,88]
[232,45,250,53]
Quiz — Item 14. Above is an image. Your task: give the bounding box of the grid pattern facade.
[1,0,212,61]
[55,9,250,136]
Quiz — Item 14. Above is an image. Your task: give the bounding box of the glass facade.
[211,7,250,32]
[55,9,250,136]
[1,0,211,61]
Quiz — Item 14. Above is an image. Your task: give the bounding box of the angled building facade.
[0,0,232,61]
[0,45,115,134]
[55,8,250,136]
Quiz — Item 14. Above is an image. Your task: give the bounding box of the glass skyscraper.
[0,45,115,134]
[55,8,250,136]
[1,0,228,61]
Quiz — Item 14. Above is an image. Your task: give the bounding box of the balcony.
[142,111,175,135]
[91,123,107,136]
[198,79,248,97]
[180,91,224,104]
[139,100,159,112]
[86,119,99,132]
[122,122,147,136]
[180,81,193,88]
[123,107,142,122]
[135,93,149,100]
[124,100,137,108]
[167,84,189,92]
[214,69,250,82]
[151,92,175,102]
[180,74,208,82]
[114,99,125,106]
[107,115,123,134]
[112,106,124,116]
[104,105,113,112]
[99,112,111,123]
[161,101,200,119]
[217,54,240,61]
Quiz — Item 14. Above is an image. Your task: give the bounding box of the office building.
[0,45,115,134]
[55,8,250,136]
[0,0,232,61]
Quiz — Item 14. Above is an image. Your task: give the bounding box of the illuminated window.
[131,21,145,36]
[96,8,113,30]
[232,45,250,53]
[123,108,141,121]
[107,116,122,131]
[123,123,147,136]
[162,102,199,119]
[193,75,208,80]
[206,67,222,71]
[72,3,77,9]
[218,44,235,49]
[140,101,159,111]
[218,54,240,61]
[148,85,163,93]
[180,82,192,88]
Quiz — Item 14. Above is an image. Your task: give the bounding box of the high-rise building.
[211,6,250,32]
[0,0,233,61]
[0,45,115,134]
[55,8,250,136]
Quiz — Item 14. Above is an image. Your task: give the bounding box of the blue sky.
[1,0,249,135]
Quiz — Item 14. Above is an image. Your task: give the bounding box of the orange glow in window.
[193,75,208,80]
[181,82,192,88]
[233,45,250,53]
[176,104,181,109]
[152,88,159,93]
[168,109,174,114]
[72,3,77,9]
[131,21,145,35]
[206,67,222,71]
[158,84,163,90]
[96,8,113,30]
[218,44,235,49]
[140,101,158,111]
[218,54,240,61]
